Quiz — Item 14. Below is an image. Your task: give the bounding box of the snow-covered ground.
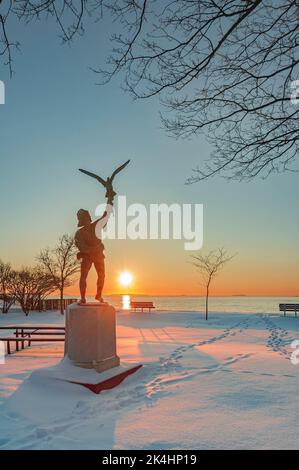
[0,308,299,449]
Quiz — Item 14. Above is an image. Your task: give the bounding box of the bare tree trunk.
[205,286,209,321]
[60,287,64,315]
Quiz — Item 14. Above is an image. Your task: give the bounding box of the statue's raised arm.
[76,159,131,305]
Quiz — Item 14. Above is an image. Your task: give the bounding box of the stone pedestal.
[65,303,120,373]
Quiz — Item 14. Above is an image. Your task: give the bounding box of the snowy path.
[0,310,299,449]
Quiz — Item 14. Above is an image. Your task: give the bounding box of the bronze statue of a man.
[75,160,130,305]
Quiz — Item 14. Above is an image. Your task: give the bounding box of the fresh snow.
[0,308,299,449]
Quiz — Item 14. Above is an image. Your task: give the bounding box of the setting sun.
[119,271,133,287]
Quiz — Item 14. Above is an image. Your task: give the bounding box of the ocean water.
[98,295,299,315]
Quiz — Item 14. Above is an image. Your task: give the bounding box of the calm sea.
[87,295,299,315]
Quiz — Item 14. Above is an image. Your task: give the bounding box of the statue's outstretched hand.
[105,181,117,204]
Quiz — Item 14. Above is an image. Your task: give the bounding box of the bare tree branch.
[1,0,298,180]
[9,266,57,315]
[192,248,235,320]
[38,234,80,314]
[0,259,15,313]
[95,0,299,181]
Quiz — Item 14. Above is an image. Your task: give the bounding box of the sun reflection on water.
[122,294,131,310]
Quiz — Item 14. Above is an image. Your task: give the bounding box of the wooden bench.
[130,301,155,312]
[0,325,65,354]
[279,304,299,317]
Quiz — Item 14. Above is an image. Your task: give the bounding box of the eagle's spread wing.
[110,159,130,182]
[79,168,106,186]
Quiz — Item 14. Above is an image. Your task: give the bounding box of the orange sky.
[64,239,299,298]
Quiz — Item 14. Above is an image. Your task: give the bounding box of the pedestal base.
[75,355,120,373]
[66,362,143,394]
[65,302,120,373]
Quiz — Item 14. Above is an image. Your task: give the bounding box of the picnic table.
[0,325,65,354]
